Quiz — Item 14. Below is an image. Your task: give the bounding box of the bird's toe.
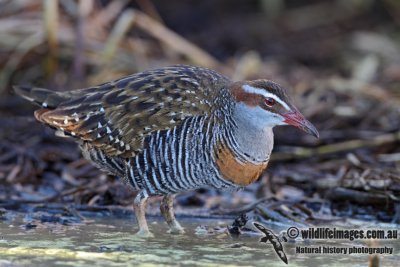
[134,229,154,238]
[168,226,185,235]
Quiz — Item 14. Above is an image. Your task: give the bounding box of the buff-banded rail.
[14,65,319,237]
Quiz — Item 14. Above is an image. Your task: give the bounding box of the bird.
[253,222,288,264]
[14,65,319,237]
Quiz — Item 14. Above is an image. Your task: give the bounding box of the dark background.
[0,0,399,224]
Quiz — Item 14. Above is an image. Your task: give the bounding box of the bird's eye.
[265,97,276,107]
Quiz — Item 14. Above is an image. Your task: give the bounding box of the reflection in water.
[0,214,398,267]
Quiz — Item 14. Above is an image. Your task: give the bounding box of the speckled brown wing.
[33,65,230,158]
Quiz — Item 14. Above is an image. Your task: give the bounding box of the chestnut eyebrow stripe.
[242,85,291,110]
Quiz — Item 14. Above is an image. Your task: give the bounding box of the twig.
[43,0,59,80]
[137,0,163,22]
[0,184,88,204]
[0,32,44,93]
[256,204,307,227]
[72,0,92,86]
[89,0,129,33]
[326,187,395,205]
[272,131,400,161]
[101,9,137,64]
[133,9,222,69]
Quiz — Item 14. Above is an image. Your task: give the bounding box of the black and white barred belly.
[124,115,237,196]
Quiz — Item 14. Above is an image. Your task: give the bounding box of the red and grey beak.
[283,110,319,138]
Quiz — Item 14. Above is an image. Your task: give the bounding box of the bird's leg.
[160,194,185,234]
[133,191,153,237]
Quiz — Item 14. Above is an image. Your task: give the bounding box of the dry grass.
[0,0,399,223]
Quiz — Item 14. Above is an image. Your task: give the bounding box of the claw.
[167,226,185,235]
[134,229,154,238]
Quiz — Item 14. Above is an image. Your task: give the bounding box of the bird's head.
[229,80,319,138]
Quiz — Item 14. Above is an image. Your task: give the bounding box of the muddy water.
[0,214,398,266]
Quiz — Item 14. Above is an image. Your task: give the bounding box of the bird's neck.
[224,103,275,164]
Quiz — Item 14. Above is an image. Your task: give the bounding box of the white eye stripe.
[242,85,291,111]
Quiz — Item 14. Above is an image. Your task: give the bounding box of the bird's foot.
[134,229,154,238]
[167,224,185,235]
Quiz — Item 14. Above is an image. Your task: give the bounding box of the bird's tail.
[13,85,70,108]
